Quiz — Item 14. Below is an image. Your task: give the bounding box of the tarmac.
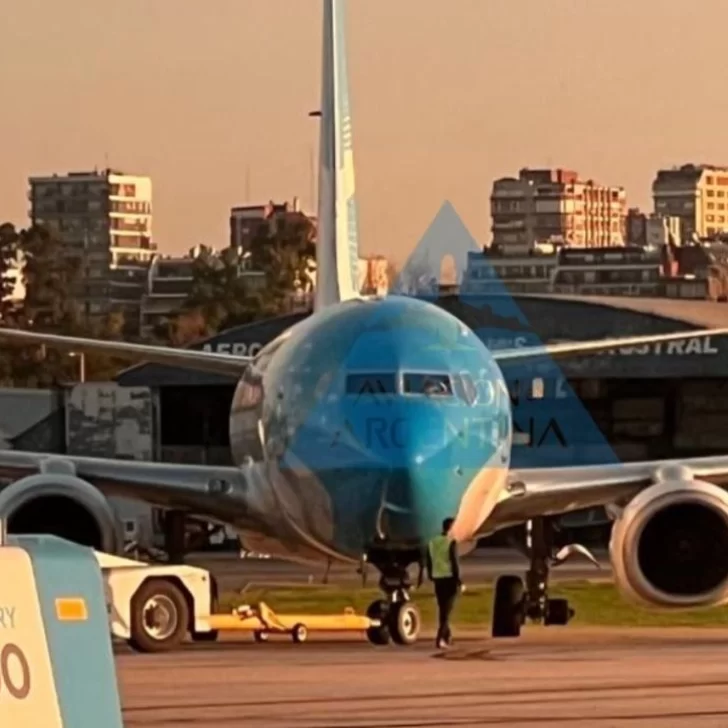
[117,627,728,727]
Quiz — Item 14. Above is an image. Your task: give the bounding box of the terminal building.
[111,292,728,549]
[5,251,728,549]
[2,292,728,549]
[116,293,728,469]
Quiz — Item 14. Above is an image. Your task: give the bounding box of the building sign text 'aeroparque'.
[202,342,264,357]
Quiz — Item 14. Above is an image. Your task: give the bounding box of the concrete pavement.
[118,627,728,727]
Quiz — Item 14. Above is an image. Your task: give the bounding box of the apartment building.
[229,197,315,250]
[551,246,663,296]
[463,243,664,297]
[28,169,155,328]
[139,250,199,338]
[626,208,682,247]
[490,168,627,254]
[652,164,728,240]
[462,242,728,300]
[139,246,266,337]
[461,246,557,295]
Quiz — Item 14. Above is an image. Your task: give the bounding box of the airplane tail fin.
[314,0,361,312]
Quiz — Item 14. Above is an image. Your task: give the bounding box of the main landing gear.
[492,517,585,638]
[364,546,423,646]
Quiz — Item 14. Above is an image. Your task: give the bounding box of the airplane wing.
[492,327,728,363]
[0,450,266,531]
[3,321,726,375]
[486,456,728,534]
[0,449,340,564]
[0,328,251,378]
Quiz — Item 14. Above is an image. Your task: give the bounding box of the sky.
[3,0,728,265]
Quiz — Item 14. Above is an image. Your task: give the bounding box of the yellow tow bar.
[207,602,379,643]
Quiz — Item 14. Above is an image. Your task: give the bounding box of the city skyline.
[4,0,728,264]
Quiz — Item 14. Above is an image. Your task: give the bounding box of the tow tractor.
[97,551,380,652]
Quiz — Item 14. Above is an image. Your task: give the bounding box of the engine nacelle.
[0,468,121,554]
[610,474,728,609]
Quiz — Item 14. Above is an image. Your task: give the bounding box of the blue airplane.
[2,0,728,647]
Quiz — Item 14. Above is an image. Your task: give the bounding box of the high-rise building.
[490,168,626,254]
[28,169,155,327]
[652,164,728,241]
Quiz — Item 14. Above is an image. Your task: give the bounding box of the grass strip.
[218,581,728,628]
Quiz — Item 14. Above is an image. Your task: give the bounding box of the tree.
[247,216,316,313]
[154,308,212,347]
[0,223,19,321]
[158,217,317,346]
[82,310,130,381]
[182,246,264,333]
[19,225,84,334]
[12,225,85,387]
[0,223,20,385]
[0,224,147,385]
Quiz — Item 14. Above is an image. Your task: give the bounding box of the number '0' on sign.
[0,644,31,700]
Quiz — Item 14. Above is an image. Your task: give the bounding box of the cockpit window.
[453,373,478,405]
[403,373,453,397]
[345,373,397,395]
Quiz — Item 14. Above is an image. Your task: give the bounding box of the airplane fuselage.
[228,296,513,563]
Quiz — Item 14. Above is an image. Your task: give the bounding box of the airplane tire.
[129,579,189,653]
[366,599,391,645]
[389,602,421,646]
[253,631,269,643]
[545,598,572,626]
[492,575,524,638]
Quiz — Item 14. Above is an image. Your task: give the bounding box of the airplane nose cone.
[374,406,468,545]
[331,395,504,548]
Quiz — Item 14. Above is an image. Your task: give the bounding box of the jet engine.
[610,465,728,609]
[0,467,121,554]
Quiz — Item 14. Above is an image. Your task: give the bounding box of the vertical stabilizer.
[314,0,361,311]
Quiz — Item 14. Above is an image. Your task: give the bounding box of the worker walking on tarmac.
[426,517,461,649]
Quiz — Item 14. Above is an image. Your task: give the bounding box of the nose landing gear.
[366,597,421,645]
[492,517,580,638]
[364,545,423,646]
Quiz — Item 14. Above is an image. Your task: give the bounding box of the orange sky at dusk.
[3,0,728,264]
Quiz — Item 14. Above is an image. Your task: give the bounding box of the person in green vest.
[426,517,461,649]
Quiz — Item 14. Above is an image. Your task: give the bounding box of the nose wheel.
[366,599,422,646]
[363,545,424,646]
